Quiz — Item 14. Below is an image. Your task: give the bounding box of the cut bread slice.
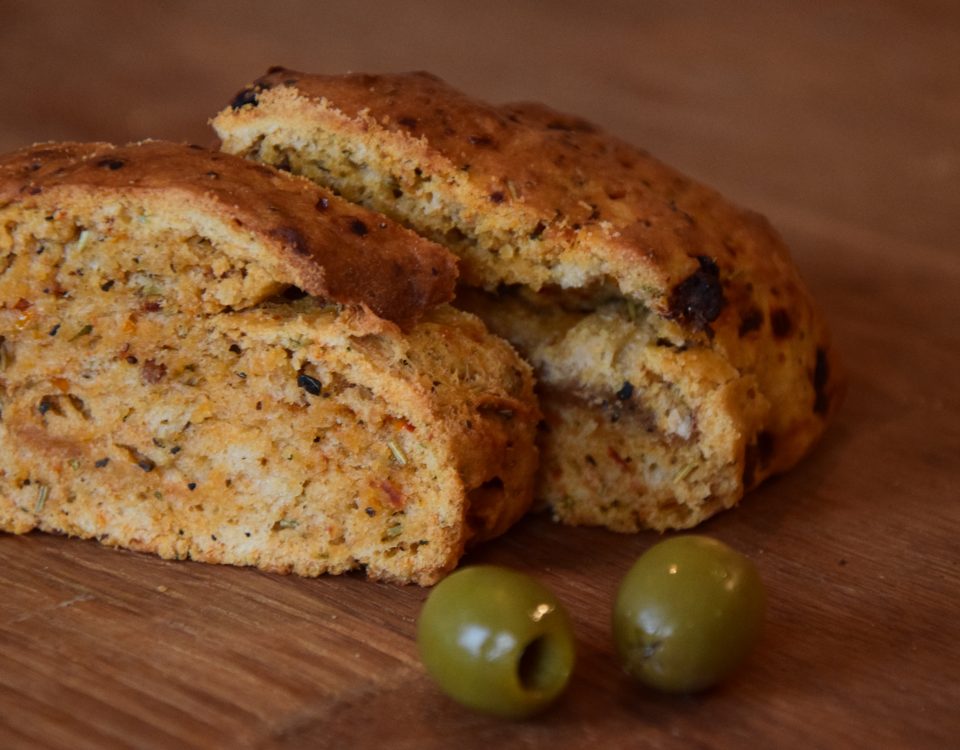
[0,140,539,584]
[212,69,843,531]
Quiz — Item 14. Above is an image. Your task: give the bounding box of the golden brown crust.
[0,140,458,329]
[0,162,538,583]
[212,68,843,530]
[225,70,744,309]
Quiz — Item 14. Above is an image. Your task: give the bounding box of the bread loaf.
[0,140,539,583]
[212,69,842,532]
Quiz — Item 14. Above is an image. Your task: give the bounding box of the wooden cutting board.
[1,2,958,748]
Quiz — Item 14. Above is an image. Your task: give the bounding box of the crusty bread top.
[215,69,843,452]
[0,140,458,329]
[223,69,788,321]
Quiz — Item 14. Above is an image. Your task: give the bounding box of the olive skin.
[417,565,576,718]
[613,535,765,693]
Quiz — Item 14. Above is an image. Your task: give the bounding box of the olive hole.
[517,636,554,693]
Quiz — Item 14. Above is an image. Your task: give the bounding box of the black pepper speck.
[739,308,764,337]
[298,373,322,396]
[468,134,496,147]
[770,309,792,338]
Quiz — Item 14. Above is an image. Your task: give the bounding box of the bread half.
[212,69,843,532]
[0,140,539,584]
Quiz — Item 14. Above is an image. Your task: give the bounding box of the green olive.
[417,565,576,718]
[613,535,765,693]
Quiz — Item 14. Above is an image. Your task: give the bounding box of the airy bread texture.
[212,69,843,531]
[0,141,539,584]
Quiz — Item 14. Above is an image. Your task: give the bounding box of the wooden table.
[2,2,958,747]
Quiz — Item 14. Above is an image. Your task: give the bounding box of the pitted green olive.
[417,565,575,718]
[613,535,765,693]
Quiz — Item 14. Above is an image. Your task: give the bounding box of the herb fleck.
[69,324,93,342]
[34,484,49,513]
[673,462,698,482]
[387,440,408,466]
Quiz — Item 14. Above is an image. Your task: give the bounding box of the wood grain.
[1,1,958,748]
